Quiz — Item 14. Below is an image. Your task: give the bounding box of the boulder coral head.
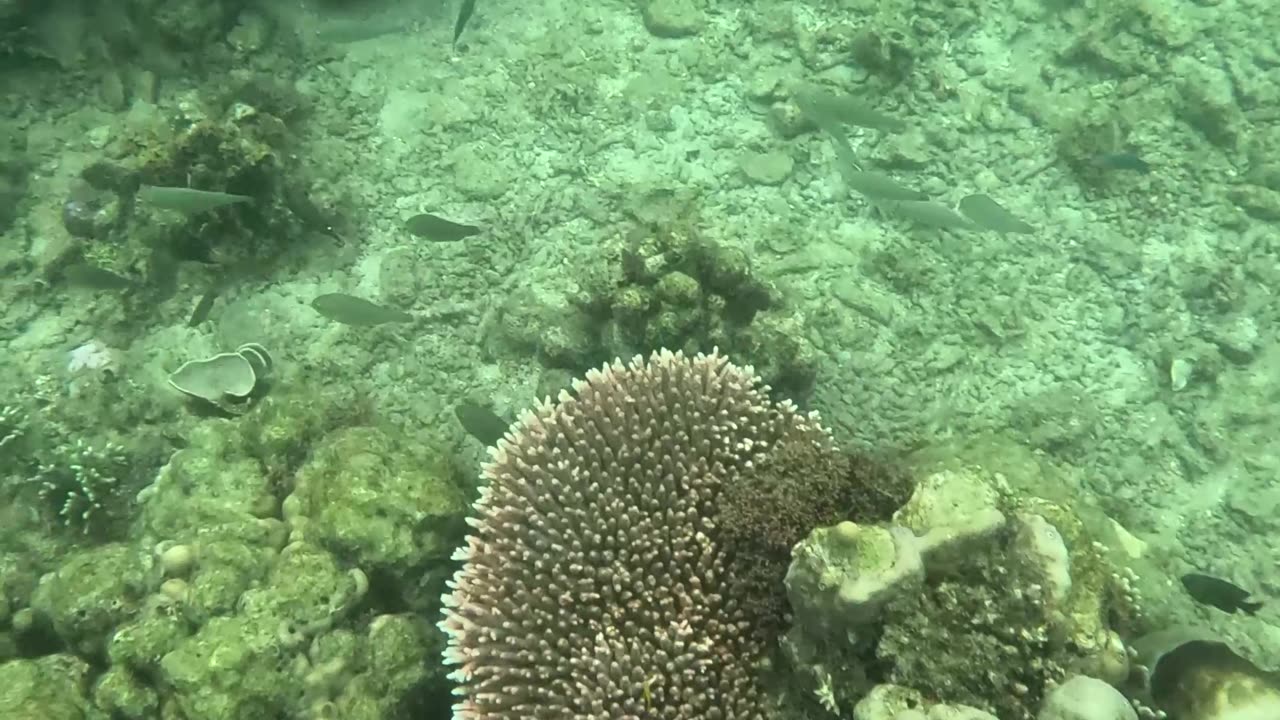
[439,349,827,719]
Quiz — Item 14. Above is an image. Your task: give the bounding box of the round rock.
[1037,676,1136,720]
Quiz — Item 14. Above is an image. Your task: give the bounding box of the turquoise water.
[1,0,1278,718]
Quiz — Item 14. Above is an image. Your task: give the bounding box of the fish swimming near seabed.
[825,126,925,202]
[284,183,345,243]
[453,0,477,48]
[311,293,414,326]
[1097,152,1152,174]
[883,199,975,230]
[64,263,137,290]
[406,212,482,241]
[958,194,1035,234]
[455,401,509,446]
[1181,573,1263,615]
[794,85,907,134]
[138,185,252,214]
[187,287,219,327]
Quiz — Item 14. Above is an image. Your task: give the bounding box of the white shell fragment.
[1169,358,1193,392]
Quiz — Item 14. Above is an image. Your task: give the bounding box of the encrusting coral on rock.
[782,460,1136,720]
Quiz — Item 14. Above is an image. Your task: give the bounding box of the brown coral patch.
[718,430,914,639]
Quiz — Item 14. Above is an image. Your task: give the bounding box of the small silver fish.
[795,86,907,134]
[958,194,1034,234]
[311,293,413,326]
[843,169,928,202]
[884,200,975,229]
[138,185,251,214]
[826,129,926,201]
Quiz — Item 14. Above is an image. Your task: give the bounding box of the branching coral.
[0,403,27,462]
[32,438,132,537]
[440,349,823,719]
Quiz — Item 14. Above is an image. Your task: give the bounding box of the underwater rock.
[641,0,705,38]
[1011,513,1072,608]
[853,684,997,720]
[1128,629,1280,720]
[92,666,160,719]
[0,120,28,234]
[160,612,305,718]
[786,521,924,633]
[327,614,443,716]
[61,181,121,239]
[286,425,466,610]
[29,544,144,658]
[784,446,1133,720]
[1036,676,1135,720]
[852,684,926,720]
[892,467,1007,567]
[555,216,817,401]
[108,600,190,678]
[0,654,92,719]
[1149,640,1280,720]
[739,150,794,186]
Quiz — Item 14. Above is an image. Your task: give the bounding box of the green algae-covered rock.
[108,603,191,675]
[286,426,466,590]
[92,666,159,719]
[29,544,144,657]
[329,614,441,719]
[183,537,271,622]
[135,419,291,625]
[237,388,363,483]
[157,544,364,719]
[0,654,91,720]
[364,613,438,700]
[139,421,277,538]
[160,612,305,720]
[240,541,356,629]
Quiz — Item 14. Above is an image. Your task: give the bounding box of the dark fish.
[64,263,136,290]
[311,293,414,326]
[1097,152,1151,174]
[283,184,344,243]
[188,288,218,327]
[147,247,180,300]
[1181,573,1262,615]
[455,401,508,446]
[453,0,477,48]
[406,213,482,241]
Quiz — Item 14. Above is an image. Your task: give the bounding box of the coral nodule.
[438,349,826,719]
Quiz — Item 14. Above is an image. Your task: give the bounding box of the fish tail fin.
[1243,600,1263,615]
